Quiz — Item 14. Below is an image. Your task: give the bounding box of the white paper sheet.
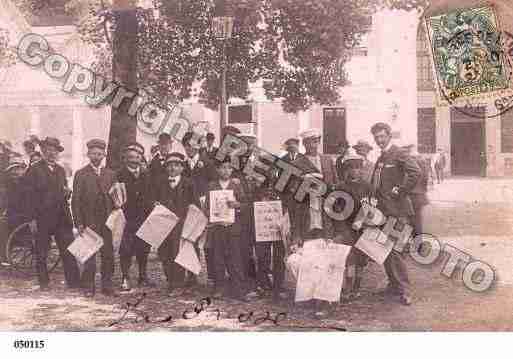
[67,227,104,265]
[209,190,235,224]
[136,205,179,249]
[105,209,126,253]
[294,240,351,303]
[355,227,393,265]
[254,201,283,242]
[175,240,202,275]
[109,182,127,208]
[181,204,208,243]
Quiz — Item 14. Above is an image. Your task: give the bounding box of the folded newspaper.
[109,182,127,208]
[136,205,179,249]
[106,208,126,253]
[67,227,104,265]
[181,204,208,243]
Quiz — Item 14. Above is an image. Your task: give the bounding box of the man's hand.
[227,200,240,209]
[390,186,400,198]
[77,225,85,236]
[29,220,38,234]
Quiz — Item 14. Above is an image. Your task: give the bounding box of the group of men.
[1,121,431,312]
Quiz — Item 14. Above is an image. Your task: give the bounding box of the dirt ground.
[1,178,513,331]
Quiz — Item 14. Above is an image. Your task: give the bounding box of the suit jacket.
[72,164,116,230]
[200,146,218,160]
[117,166,155,232]
[183,153,215,197]
[157,176,200,239]
[371,145,421,218]
[24,160,72,227]
[148,152,167,189]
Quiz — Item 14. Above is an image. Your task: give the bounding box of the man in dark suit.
[181,132,215,288]
[72,139,117,297]
[182,131,215,198]
[156,152,201,296]
[149,132,173,189]
[117,143,156,291]
[24,137,80,291]
[370,123,421,305]
[200,132,218,159]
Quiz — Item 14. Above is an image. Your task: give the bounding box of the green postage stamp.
[425,6,512,104]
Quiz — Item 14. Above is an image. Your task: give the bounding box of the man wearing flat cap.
[155,152,201,296]
[117,142,156,291]
[72,139,117,297]
[291,129,337,242]
[24,137,80,291]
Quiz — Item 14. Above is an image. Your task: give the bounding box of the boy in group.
[332,151,372,301]
[117,143,156,291]
[72,139,117,297]
[206,158,251,302]
[156,152,201,297]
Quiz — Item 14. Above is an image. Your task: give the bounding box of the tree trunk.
[106,5,138,170]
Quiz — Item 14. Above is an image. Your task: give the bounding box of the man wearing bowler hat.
[72,139,118,297]
[24,137,80,291]
[117,142,156,291]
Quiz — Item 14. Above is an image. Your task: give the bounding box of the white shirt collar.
[127,166,140,176]
[188,153,200,168]
[219,179,230,189]
[382,141,393,154]
[169,175,181,187]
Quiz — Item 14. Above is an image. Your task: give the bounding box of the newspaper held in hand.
[254,201,283,242]
[355,227,393,265]
[136,205,179,249]
[181,204,208,243]
[175,240,202,275]
[67,227,104,265]
[294,239,351,303]
[109,182,127,208]
[209,190,235,224]
[105,209,126,253]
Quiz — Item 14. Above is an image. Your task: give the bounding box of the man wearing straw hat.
[72,139,117,297]
[24,137,80,291]
[352,140,375,185]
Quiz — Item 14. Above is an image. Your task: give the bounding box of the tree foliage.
[8,0,430,113]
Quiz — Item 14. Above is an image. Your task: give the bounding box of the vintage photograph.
[1,0,513,343]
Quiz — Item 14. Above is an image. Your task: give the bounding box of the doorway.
[450,108,486,176]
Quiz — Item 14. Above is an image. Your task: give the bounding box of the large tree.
[10,0,429,113]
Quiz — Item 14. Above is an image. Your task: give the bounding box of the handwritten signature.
[108,293,346,331]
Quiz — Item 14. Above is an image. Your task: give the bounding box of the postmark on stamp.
[425,6,513,107]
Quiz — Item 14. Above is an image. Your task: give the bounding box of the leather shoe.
[121,278,131,292]
[399,294,412,306]
[83,290,95,298]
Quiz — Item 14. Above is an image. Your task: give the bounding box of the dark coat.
[183,153,216,197]
[371,145,421,218]
[200,146,218,160]
[148,152,167,189]
[71,164,116,230]
[24,160,72,227]
[116,166,155,233]
[5,177,31,229]
[157,176,201,239]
